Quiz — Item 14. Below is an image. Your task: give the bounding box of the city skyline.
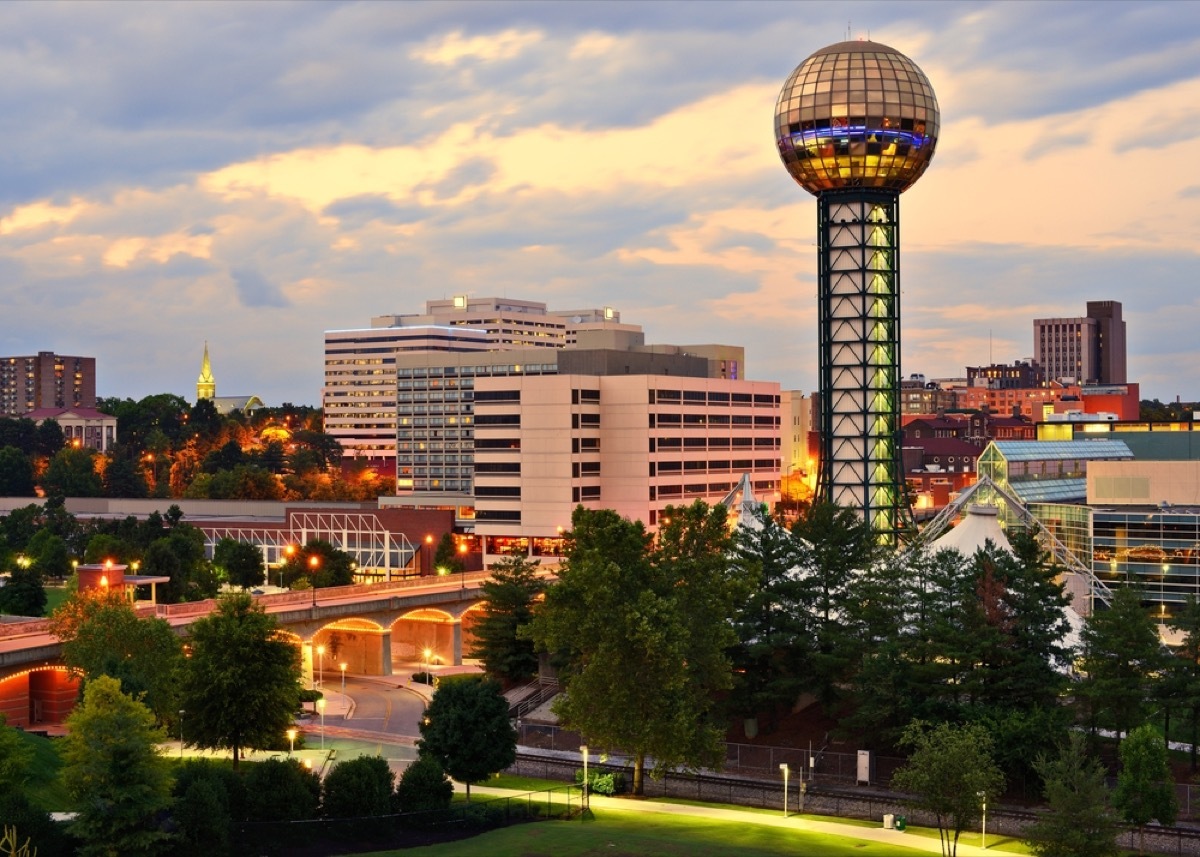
[1,1,1198,405]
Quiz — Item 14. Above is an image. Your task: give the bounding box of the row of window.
[653,459,778,475]
[650,413,779,428]
[651,390,778,406]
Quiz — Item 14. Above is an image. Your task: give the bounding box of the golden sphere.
[775,40,939,194]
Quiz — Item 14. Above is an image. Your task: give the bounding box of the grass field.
[44,585,71,614]
[356,807,944,857]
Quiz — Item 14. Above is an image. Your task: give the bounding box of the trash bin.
[895,816,907,831]
[883,814,895,829]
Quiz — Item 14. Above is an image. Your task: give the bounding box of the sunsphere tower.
[774,39,939,542]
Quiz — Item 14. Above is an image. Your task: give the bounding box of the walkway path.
[465,784,1015,856]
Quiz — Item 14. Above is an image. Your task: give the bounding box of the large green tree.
[178,593,302,768]
[0,446,35,496]
[1112,723,1178,854]
[61,675,174,856]
[729,504,807,730]
[1025,732,1120,857]
[1165,595,1200,772]
[417,676,515,800]
[49,589,184,723]
[527,502,739,795]
[0,557,46,617]
[1078,585,1165,742]
[321,755,396,819]
[891,720,1005,857]
[212,538,266,590]
[467,553,543,685]
[41,446,103,497]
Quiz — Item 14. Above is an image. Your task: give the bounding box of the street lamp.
[581,744,589,811]
[340,662,347,696]
[978,791,987,849]
[316,644,325,688]
[287,727,297,757]
[309,554,321,607]
[780,764,789,817]
[317,698,326,750]
[424,534,433,576]
[179,709,185,759]
[423,647,432,679]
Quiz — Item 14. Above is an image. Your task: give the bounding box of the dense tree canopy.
[178,593,301,767]
[527,502,742,795]
[467,553,543,685]
[417,676,516,800]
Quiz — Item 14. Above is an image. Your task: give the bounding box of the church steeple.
[197,341,216,401]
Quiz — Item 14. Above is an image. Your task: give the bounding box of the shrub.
[174,775,231,856]
[243,758,321,821]
[574,768,626,796]
[410,672,435,686]
[395,755,453,813]
[0,789,71,857]
[322,756,395,819]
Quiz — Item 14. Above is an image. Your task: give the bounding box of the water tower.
[774,39,939,541]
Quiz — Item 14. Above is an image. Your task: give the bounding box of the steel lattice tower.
[774,40,939,542]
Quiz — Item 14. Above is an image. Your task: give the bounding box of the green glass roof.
[989,439,1132,462]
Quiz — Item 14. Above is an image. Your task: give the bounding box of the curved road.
[331,674,427,739]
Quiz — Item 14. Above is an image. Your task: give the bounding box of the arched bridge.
[0,568,555,728]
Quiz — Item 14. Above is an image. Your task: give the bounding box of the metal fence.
[515,721,907,787]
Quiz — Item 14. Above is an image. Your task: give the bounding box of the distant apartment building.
[0,352,95,417]
[471,373,780,550]
[1034,300,1126,385]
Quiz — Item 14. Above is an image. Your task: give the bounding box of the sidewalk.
[463,783,1013,856]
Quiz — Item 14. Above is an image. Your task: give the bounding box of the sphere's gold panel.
[775,40,939,194]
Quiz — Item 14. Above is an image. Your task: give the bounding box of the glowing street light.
[780,764,790,817]
[287,727,297,757]
[309,554,321,608]
[423,647,432,679]
[424,534,433,576]
[340,662,347,696]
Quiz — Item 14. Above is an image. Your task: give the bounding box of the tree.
[0,559,46,617]
[1078,585,1165,742]
[792,501,881,713]
[1112,723,1178,854]
[40,446,103,498]
[60,675,174,856]
[417,676,515,800]
[0,715,34,792]
[103,452,148,498]
[0,447,35,497]
[729,504,806,730]
[26,529,71,580]
[277,539,354,590]
[432,532,464,574]
[1165,595,1200,772]
[526,503,739,795]
[212,538,265,590]
[1024,732,1120,857]
[178,593,302,768]
[394,755,453,812]
[49,590,184,723]
[467,553,543,685]
[322,755,395,819]
[891,720,1005,857]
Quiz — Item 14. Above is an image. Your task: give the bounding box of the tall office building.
[0,352,96,417]
[774,40,940,541]
[1034,301,1126,386]
[324,297,742,494]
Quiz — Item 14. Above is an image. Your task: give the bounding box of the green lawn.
[44,585,71,614]
[355,807,941,857]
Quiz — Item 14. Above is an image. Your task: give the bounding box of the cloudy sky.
[2,1,1199,406]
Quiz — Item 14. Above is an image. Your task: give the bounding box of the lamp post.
[316,644,325,688]
[317,698,326,750]
[423,647,432,679]
[340,662,347,697]
[978,790,987,849]
[287,727,297,757]
[283,545,295,589]
[424,534,433,576]
[309,554,320,608]
[179,709,185,759]
[780,764,789,817]
[581,744,589,811]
